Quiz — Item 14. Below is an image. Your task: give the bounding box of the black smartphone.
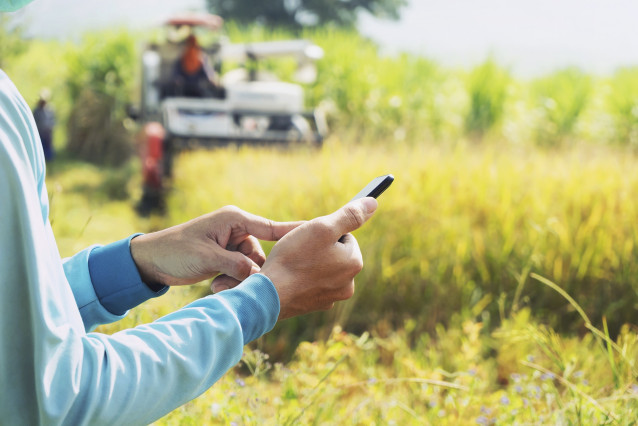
[338,174,393,242]
[350,174,394,201]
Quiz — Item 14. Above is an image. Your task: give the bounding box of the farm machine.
[135,13,327,213]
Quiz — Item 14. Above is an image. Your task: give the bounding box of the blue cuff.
[88,233,169,316]
[214,273,280,345]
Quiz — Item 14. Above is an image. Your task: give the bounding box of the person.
[0,3,378,424]
[32,88,56,161]
[171,34,218,98]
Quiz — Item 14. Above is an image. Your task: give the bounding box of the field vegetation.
[3,20,638,423]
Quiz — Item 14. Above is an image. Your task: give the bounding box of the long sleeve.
[0,69,280,425]
[63,234,169,331]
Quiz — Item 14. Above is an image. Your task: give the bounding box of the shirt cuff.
[88,233,169,316]
[213,273,280,345]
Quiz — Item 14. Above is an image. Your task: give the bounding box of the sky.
[359,0,638,77]
[11,0,638,78]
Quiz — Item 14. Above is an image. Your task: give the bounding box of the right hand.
[260,197,378,320]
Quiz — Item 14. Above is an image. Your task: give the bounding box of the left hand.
[130,206,303,288]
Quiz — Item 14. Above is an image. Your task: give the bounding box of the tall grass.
[155,141,638,356]
[151,316,638,424]
[464,58,510,139]
[608,67,638,146]
[531,67,592,146]
[46,141,638,423]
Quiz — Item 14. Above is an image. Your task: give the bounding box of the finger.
[317,197,378,241]
[237,235,266,267]
[213,245,260,281]
[337,233,364,272]
[211,274,241,293]
[237,209,306,241]
[332,279,355,301]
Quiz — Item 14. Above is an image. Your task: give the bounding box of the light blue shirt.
[0,69,280,425]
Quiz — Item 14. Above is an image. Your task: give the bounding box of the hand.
[130,206,303,287]
[260,197,378,320]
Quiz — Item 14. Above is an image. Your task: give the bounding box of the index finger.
[239,210,306,241]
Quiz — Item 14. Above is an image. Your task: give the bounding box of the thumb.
[321,197,378,240]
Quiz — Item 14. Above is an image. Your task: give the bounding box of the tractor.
[135,13,327,214]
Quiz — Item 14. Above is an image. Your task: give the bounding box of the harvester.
[135,13,326,213]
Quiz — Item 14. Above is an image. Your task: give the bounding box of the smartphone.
[350,174,394,202]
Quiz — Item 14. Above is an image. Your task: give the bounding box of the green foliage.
[1,39,71,154]
[146,318,638,424]
[532,67,592,146]
[0,13,26,67]
[9,24,638,149]
[464,59,510,138]
[65,30,137,105]
[206,0,407,30]
[64,30,138,166]
[309,28,443,142]
[608,67,638,146]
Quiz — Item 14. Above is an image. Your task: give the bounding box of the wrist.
[260,265,292,320]
[88,233,168,315]
[130,234,161,285]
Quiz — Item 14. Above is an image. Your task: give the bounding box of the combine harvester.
[135,13,327,213]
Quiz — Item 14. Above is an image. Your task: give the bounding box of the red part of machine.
[139,122,165,189]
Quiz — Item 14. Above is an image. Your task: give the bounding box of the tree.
[206,0,407,29]
[0,13,27,68]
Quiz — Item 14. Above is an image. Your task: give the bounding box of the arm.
[0,144,279,423]
[44,275,279,425]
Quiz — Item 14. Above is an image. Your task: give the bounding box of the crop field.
[47,141,638,424]
[5,21,638,424]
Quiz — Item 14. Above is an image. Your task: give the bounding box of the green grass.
[45,140,638,424]
[160,141,638,344]
[151,311,638,424]
[464,58,510,139]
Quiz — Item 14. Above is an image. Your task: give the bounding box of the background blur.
[3,0,638,423]
[14,0,638,76]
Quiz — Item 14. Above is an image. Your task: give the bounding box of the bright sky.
[359,0,638,77]
[13,0,638,77]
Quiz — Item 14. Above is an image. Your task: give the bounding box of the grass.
[160,140,638,345]
[45,140,638,424]
[152,312,638,424]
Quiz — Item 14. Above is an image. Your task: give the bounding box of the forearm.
[36,275,278,425]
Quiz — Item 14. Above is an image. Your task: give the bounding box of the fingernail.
[360,197,378,214]
[250,264,261,275]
